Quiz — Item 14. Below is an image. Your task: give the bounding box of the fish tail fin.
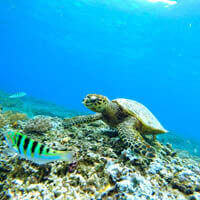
[59,151,74,162]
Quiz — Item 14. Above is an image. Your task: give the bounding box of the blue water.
[0,0,200,141]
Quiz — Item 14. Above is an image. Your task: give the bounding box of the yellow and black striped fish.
[3,131,74,164]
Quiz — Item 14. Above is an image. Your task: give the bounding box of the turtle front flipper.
[63,113,102,128]
[116,117,156,158]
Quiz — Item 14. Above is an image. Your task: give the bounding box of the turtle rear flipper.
[117,117,156,158]
[63,113,102,128]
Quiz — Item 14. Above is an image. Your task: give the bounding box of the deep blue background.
[0,0,200,140]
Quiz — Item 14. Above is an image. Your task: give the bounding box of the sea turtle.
[64,94,167,158]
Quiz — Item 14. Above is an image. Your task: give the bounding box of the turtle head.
[83,94,110,113]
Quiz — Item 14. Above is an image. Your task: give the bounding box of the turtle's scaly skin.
[63,114,102,128]
[64,94,167,158]
[117,117,155,157]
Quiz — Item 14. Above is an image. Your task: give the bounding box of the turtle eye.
[90,96,97,102]
[90,98,96,103]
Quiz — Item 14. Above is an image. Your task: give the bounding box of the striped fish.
[3,131,74,164]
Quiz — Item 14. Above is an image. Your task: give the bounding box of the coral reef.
[0,110,27,128]
[0,113,6,128]
[24,115,53,134]
[0,111,200,200]
[3,111,28,124]
[0,89,200,200]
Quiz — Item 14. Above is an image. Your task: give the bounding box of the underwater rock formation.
[0,110,200,200]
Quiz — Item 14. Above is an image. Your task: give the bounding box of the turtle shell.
[113,98,167,133]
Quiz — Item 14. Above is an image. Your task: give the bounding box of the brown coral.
[0,111,28,128]
[3,111,28,124]
[24,115,52,134]
[0,113,7,128]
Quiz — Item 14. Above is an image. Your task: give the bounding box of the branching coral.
[3,111,28,124]
[0,111,27,128]
[0,113,7,128]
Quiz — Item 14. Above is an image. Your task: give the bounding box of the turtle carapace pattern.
[64,94,167,158]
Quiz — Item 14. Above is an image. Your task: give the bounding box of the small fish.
[9,92,27,98]
[3,131,74,164]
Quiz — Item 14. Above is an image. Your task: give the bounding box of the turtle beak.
[82,95,97,106]
[82,96,90,105]
[82,98,86,104]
